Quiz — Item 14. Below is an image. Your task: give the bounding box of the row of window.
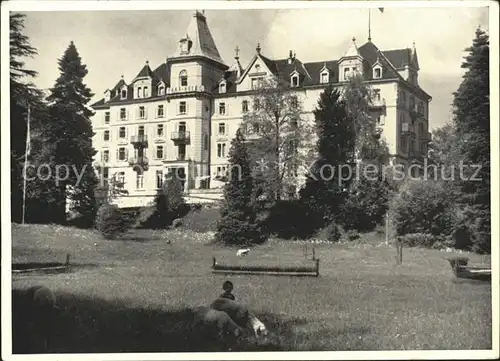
[117,70,190,100]
[99,141,226,163]
[101,170,169,190]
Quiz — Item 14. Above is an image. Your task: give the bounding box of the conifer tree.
[10,13,46,222]
[45,41,97,223]
[452,27,490,253]
[216,129,262,245]
[299,85,355,228]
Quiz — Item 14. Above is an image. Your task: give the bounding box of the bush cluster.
[95,204,133,239]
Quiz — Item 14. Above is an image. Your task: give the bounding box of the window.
[119,127,126,138]
[219,102,226,115]
[290,96,298,109]
[104,112,110,124]
[217,143,226,158]
[178,121,186,132]
[216,166,227,177]
[242,100,248,113]
[121,88,127,99]
[219,82,226,93]
[157,105,164,118]
[120,108,126,120]
[290,118,298,129]
[251,78,262,89]
[139,106,145,119]
[158,85,165,96]
[418,102,424,115]
[410,96,415,111]
[179,101,187,115]
[143,86,149,98]
[374,67,382,79]
[291,75,299,87]
[178,144,186,160]
[138,125,145,136]
[102,150,110,162]
[219,123,226,135]
[156,170,163,189]
[373,89,381,101]
[344,67,350,80]
[136,174,144,189]
[204,134,209,151]
[117,172,125,187]
[156,145,164,159]
[157,124,164,136]
[103,130,110,141]
[179,70,188,86]
[137,87,142,98]
[118,147,127,161]
[321,72,329,84]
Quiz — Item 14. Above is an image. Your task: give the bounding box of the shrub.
[263,200,318,239]
[95,204,132,239]
[316,222,342,243]
[389,179,456,237]
[215,216,265,245]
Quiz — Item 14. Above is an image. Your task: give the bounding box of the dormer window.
[136,87,142,99]
[343,67,350,81]
[373,66,382,79]
[158,85,165,96]
[321,72,329,84]
[179,70,188,87]
[219,82,226,94]
[291,74,299,87]
[143,86,149,98]
[120,87,127,100]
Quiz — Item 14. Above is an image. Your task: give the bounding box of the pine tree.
[216,129,263,245]
[452,27,490,253]
[299,85,355,229]
[10,13,46,222]
[44,41,97,224]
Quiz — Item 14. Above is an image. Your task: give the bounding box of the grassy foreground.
[11,223,492,353]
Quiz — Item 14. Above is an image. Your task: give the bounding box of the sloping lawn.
[11,223,492,353]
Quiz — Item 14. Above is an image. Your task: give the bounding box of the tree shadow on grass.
[12,289,339,354]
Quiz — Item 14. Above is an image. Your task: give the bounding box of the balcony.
[369,97,386,109]
[171,131,191,144]
[166,85,205,95]
[128,156,149,172]
[130,134,148,147]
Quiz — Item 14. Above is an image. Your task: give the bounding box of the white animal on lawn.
[236,248,250,257]
[192,306,243,339]
[248,312,268,338]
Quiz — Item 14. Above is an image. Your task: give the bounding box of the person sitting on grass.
[220,280,235,300]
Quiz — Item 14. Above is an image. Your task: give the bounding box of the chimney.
[288,50,294,64]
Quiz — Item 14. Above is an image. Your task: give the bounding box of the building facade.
[91,11,432,207]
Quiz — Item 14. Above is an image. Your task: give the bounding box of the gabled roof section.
[382,48,412,70]
[303,60,339,85]
[175,11,225,65]
[411,42,420,70]
[153,63,170,87]
[134,61,154,80]
[358,41,400,80]
[213,70,238,94]
[340,37,362,60]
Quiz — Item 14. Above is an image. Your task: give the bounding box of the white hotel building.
[91,11,432,207]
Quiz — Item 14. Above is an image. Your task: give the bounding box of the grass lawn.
[11,223,492,353]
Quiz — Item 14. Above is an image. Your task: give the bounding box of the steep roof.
[134,62,154,79]
[382,48,412,69]
[174,11,225,65]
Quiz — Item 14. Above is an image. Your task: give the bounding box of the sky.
[16,3,490,130]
